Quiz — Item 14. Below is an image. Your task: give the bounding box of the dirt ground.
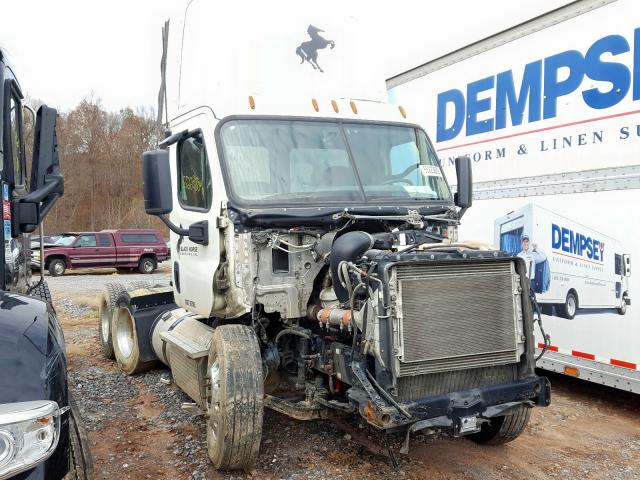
[50,269,640,480]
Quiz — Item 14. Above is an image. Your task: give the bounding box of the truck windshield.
[218,120,451,205]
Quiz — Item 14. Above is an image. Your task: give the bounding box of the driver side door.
[69,234,99,269]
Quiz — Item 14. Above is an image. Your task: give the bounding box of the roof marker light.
[311,98,319,112]
[331,100,339,113]
[350,101,357,114]
[399,105,407,118]
[248,96,255,110]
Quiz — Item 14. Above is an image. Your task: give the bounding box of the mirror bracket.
[158,215,209,246]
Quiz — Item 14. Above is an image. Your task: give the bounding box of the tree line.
[26,96,168,236]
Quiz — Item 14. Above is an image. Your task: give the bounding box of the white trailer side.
[387,0,640,392]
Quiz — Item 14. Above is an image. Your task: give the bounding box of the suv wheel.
[138,257,156,274]
[48,259,66,277]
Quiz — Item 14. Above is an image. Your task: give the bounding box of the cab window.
[98,234,112,247]
[177,131,212,210]
[76,234,97,247]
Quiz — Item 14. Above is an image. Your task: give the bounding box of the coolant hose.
[330,231,375,303]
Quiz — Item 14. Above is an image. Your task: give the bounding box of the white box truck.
[387,0,640,392]
[494,203,631,318]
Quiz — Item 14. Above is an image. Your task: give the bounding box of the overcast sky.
[0,0,571,113]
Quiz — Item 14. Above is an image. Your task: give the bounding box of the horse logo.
[296,25,335,73]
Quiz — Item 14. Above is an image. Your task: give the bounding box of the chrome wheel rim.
[54,263,64,275]
[567,296,576,317]
[208,360,221,443]
[100,301,110,340]
[143,261,153,273]
[115,309,134,359]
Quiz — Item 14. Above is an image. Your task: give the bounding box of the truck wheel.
[29,280,53,306]
[99,283,127,359]
[48,258,66,276]
[206,324,264,470]
[138,257,157,274]
[557,291,578,319]
[112,292,156,374]
[617,295,628,315]
[469,405,531,445]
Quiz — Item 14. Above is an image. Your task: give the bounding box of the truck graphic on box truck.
[495,204,631,319]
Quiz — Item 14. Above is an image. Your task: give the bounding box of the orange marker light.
[248,96,256,110]
[399,105,407,118]
[350,101,358,114]
[564,366,579,377]
[331,100,339,113]
[311,98,319,112]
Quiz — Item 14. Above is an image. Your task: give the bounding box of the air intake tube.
[330,231,375,303]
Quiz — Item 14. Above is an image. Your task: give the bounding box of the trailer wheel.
[206,324,263,470]
[48,258,66,276]
[557,291,578,319]
[469,404,531,445]
[112,292,156,374]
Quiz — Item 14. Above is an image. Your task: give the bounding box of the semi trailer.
[98,1,550,470]
[0,49,87,479]
[388,0,640,392]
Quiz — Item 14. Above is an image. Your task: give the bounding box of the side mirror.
[16,106,64,233]
[623,254,631,277]
[142,149,209,246]
[143,150,173,215]
[454,155,473,211]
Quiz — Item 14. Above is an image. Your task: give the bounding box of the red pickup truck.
[33,229,169,276]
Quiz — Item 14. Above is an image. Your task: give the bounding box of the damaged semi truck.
[99,1,550,470]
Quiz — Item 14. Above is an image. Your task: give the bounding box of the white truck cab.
[101,1,550,471]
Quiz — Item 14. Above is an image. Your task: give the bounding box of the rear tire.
[207,324,263,470]
[112,292,155,375]
[469,405,531,445]
[556,291,578,319]
[138,257,157,274]
[617,295,628,315]
[48,258,66,277]
[99,283,127,359]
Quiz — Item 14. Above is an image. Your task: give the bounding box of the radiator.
[393,260,522,377]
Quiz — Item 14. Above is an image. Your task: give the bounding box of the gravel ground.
[49,271,640,480]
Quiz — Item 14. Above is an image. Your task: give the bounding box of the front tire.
[138,257,156,274]
[469,405,531,445]
[617,294,628,315]
[557,291,578,319]
[48,258,66,277]
[207,325,264,471]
